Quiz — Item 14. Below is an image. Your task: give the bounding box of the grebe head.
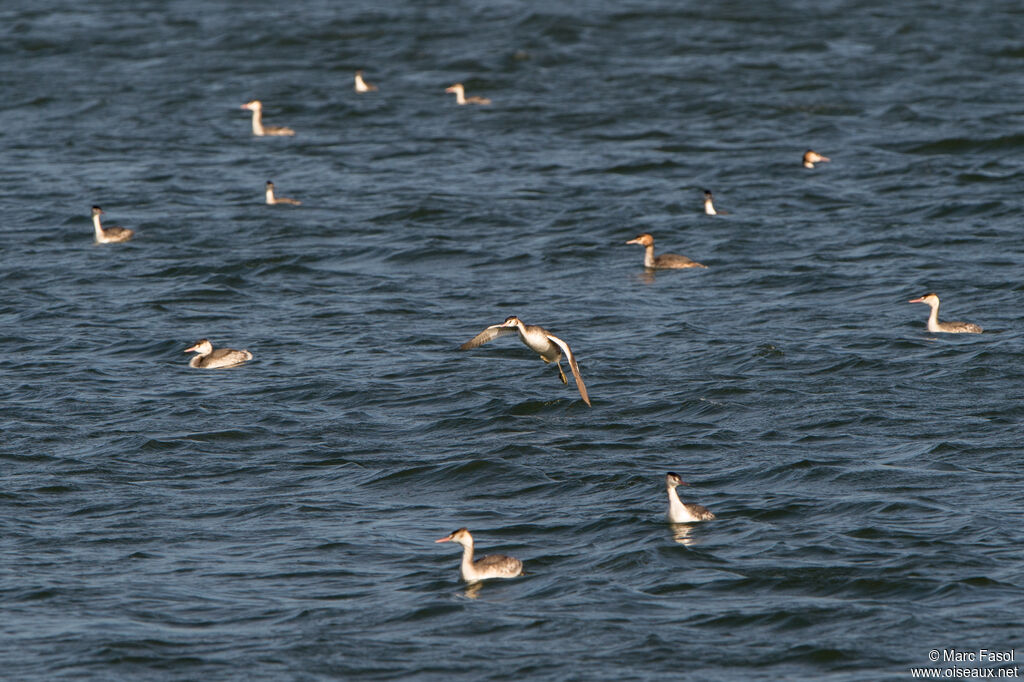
[703,189,714,199]
[500,315,522,328]
[91,206,104,216]
[626,233,654,247]
[445,83,464,94]
[241,100,262,111]
[803,150,830,167]
[908,292,939,306]
[184,338,213,355]
[436,528,472,546]
[666,472,688,488]
[266,181,275,189]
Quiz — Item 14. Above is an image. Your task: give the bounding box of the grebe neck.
[459,540,475,578]
[642,244,657,268]
[926,300,941,332]
[249,109,264,136]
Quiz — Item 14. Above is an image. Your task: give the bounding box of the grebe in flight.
[666,472,715,523]
[354,70,378,92]
[265,181,301,206]
[240,100,295,136]
[625,233,706,270]
[445,83,491,105]
[435,528,523,582]
[803,150,830,169]
[184,339,253,368]
[908,293,982,334]
[90,206,134,243]
[460,315,590,406]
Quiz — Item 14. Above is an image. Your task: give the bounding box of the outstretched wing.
[459,324,516,350]
[546,334,591,406]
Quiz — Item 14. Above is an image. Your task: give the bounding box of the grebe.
[240,100,295,136]
[908,293,982,334]
[265,181,301,206]
[460,316,590,406]
[354,70,378,92]
[666,472,715,523]
[435,528,523,582]
[90,206,134,243]
[625,233,706,270]
[445,83,491,105]
[702,189,729,216]
[184,339,253,368]
[803,150,830,169]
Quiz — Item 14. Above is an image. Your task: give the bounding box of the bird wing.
[657,253,704,268]
[685,503,715,521]
[546,334,591,406]
[475,553,523,575]
[459,324,516,350]
[949,321,983,333]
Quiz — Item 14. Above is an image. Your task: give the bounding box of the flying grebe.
[184,339,253,368]
[625,233,706,269]
[90,206,134,243]
[265,181,301,205]
[435,528,523,582]
[907,293,982,334]
[445,83,491,105]
[240,100,295,136]
[803,150,830,169]
[460,315,590,406]
[354,70,378,92]
[666,472,715,523]
[703,189,727,215]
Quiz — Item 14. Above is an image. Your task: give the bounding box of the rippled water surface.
[3,1,1024,679]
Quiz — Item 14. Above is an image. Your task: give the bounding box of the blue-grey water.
[3,0,1023,679]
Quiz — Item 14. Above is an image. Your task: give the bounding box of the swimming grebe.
[803,150,830,169]
[265,181,301,206]
[354,70,378,92]
[184,339,253,368]
[907,293,982,334]
[435,528,523,582]
[625,233,706,269]
[240,100,295,136]
[703,189,728,215]
[90,206,134,243]
[460,315,590,406]
[666,472,715,523]
[445,83,491,105]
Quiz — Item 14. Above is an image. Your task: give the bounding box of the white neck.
[667,484,688,521]
[704,199,716,216]
[250,109,264,135]
[265,187,275,204]
[92,213,104,239]
[926,301,941,332]
[642,244,656,268]
[459,541,476,581]
[355,75,368,91]
[453,88,467,105]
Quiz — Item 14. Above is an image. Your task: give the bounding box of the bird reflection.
[670,523,696,546]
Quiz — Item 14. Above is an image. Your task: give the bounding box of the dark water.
[3,0,1024,679]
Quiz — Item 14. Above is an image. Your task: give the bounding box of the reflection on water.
[670,523,696,546]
